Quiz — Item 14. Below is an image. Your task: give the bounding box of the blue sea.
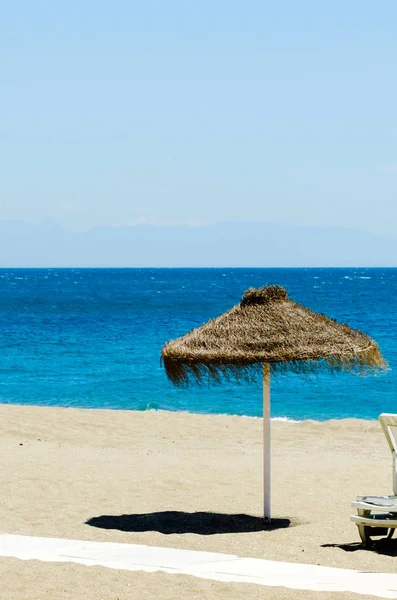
[0,268,396,421]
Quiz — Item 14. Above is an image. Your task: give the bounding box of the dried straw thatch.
[162,285,386,386]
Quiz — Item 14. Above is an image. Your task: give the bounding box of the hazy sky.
[2,1,396,235]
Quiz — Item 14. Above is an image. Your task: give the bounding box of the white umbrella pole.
[263,363,271,522]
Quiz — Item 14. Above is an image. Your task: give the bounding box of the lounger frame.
[351,414,397,546]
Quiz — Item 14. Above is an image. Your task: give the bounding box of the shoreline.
[0,401,381,424]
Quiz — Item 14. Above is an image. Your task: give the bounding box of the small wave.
[240,415,302,423]
[358,276,372,279]
[271,416,301,423]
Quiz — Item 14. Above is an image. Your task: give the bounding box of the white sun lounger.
[351,413,397,546]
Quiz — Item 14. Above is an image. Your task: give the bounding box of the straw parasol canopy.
[162,285,385,386]
[161,284,386,522]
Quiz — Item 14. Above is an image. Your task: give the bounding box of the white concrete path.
[1,534,397,598]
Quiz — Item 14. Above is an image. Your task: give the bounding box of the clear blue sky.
[2,1,396,236]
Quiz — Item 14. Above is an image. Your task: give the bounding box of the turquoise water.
[0,268,395,421]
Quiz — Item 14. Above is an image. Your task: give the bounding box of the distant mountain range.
[1,220,397,267]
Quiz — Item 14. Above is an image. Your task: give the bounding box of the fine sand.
[0,404,396,599]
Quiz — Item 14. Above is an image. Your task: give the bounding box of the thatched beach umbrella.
[161,285,385,521]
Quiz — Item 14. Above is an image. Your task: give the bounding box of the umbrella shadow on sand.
[86,511,293,535]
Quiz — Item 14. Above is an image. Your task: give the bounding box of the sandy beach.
[1,403,396,599]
